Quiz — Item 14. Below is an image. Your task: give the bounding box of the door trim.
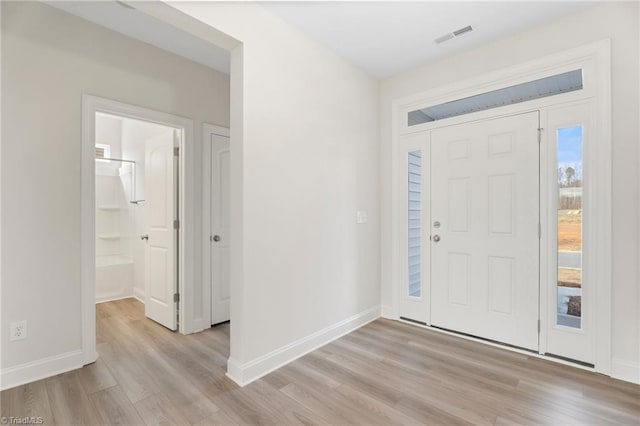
[202,123,230,326]
[81,95,195,365]
[390,39,612,376]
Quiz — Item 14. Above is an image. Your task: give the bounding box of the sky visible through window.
[558,126,583,170]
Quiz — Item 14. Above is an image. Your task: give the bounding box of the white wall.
[1,1,229,382]
[121,119,174,301]
[95,115,122,158]
[169,2,381,383]
[380,2,639,382]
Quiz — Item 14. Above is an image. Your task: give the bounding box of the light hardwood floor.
[2,298,639,425]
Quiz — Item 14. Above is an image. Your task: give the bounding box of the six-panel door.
[429,112,540,350]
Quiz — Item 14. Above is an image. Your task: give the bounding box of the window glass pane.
[408,151,422,298]
[408,69,583,126]
[556,126,583,328]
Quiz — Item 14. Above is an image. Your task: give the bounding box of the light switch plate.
[356,210,368,224]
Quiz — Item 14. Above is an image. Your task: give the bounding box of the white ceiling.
[45,1,230,74]
[262,2,594,79]
[46,1,593,80]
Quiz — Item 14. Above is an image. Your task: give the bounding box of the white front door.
[144,130,178,330]
[209,133,231,325]
[430,112,540,350]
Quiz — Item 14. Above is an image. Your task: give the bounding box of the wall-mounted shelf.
[98,205,120,211]
[98,233,121,240]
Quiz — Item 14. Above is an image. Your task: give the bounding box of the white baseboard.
[226,305,381,386]
[226,357,243,384]
[0,350,84,391]
[133,287,146,304]
[95,291,145,305]
[95,294,134,304]
[184,321,210,335]
[611,357,640,384]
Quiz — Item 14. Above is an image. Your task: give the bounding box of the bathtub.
[96,255,134,303]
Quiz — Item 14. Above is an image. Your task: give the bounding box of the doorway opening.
[82,95,199,365]
[94,112,181,330]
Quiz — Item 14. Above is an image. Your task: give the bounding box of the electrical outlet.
[10,320,27,341]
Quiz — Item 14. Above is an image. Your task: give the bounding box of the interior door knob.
[432,234,441,242]
[212,235,221,242]
[140,234,149,241]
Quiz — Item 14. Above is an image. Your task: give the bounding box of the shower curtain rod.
[95,157,136,164]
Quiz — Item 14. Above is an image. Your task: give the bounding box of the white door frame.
[390,40,612,375]
[202,123,231,326]
[542,100,596,363]
[81,95,195,365]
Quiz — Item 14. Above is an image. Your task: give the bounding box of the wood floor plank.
[89,385,146,425]
[190,409,241,426]
[333,383,424,426]
[297,351,401,407]
[263,359,341,391]
[2,299,639,426]
[106,317,224,424]
[0,380,55,425]
[77,358,118,395]
[114,339,221,424]
[97,340,158,404]
[318,343,503,423]
[316,350,499,425]
[133,393,186,426]
[44,371,102,425]
[210,379,329,425]
[344,326,604,424]
[280,382,368,425]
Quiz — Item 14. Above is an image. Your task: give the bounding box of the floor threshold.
[396,317,598,373]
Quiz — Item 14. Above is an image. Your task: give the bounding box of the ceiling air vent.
[453,25,473,36]
[435,25,474,44]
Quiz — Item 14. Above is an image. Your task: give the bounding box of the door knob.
[212,235,221,242]
[432,234,441,242]
[140,234,149,241]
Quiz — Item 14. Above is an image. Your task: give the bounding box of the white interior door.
[209,133,231,325]
[430,112,540,350]
[144,131,178,330]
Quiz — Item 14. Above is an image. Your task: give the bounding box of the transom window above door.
[408,69,583,126]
